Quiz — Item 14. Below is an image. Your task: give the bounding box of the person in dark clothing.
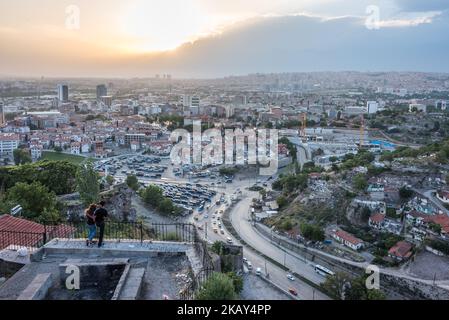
[85,204,97,247]
[94,200,108,247]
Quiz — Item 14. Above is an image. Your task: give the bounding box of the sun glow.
[120,0,224,52]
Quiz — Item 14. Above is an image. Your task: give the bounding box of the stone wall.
[59,183,136,222]
[381,273,449,300]
[219,244,244,274]
[0,258,26,278]
[99,183,136,222]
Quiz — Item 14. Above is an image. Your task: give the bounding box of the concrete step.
[116,268,145,300]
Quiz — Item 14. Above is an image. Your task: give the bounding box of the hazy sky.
[0,0,448,77]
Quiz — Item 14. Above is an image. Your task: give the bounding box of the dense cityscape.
[1,71,449,302]
[1,1,449,312]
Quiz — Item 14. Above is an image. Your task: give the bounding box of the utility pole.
[265,259,267,276]
[284,250,286,266]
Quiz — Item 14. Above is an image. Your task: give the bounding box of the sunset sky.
[0,0,448,77]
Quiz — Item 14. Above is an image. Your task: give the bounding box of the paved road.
[126,164,329,299]
[228,192,330,300]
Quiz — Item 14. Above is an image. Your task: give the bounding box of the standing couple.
[85,200,108,248]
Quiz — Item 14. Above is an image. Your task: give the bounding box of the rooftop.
[388,241,413,259]
[334,229,363,245]
[369,213,385,223]
[0,239,203,300]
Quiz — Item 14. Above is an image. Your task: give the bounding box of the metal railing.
[0,221,199,250]
[43,221,199,244]
[178,228,215,300]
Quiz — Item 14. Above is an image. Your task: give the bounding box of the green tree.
[140,184,164,207]
[345,275,386,300]
[13,149,32,165]
[399,186,413,199]
[211,241,225,255]
[361,207,372,222]
[280,219,293,231]
[276,195,288,208]
[196,272,237,300]
[158,197,175,215]
[226,272,243,294]
[76,161,100,206]
[5,182,59,222]
[320,272,351,300]
[126,174,140,191]
[0,160,77,195]
[105,175,115,185]
[366,289,386,300]
[353,174,368,191]
[344,276,367,300]
[429,222,442,234]
[300,223,325,242]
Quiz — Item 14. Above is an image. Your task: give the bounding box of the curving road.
[228,191,330,300]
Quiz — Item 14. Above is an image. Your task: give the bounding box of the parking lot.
[95,154,167,178]
[153,182,217,214]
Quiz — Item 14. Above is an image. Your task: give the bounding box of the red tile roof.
[407,210,433,222]
[369,213,385,223]
[334,230,363,245]
[429,214,449,228]
[0,214,46,234]
[388,241,413,259]
[0,215,74,250]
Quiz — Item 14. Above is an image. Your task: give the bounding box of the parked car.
[255,268,262,276]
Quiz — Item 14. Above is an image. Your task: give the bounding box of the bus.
[314,264,334,277]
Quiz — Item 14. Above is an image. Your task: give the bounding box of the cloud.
[395,0,449,12]
[377,12,441,28]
